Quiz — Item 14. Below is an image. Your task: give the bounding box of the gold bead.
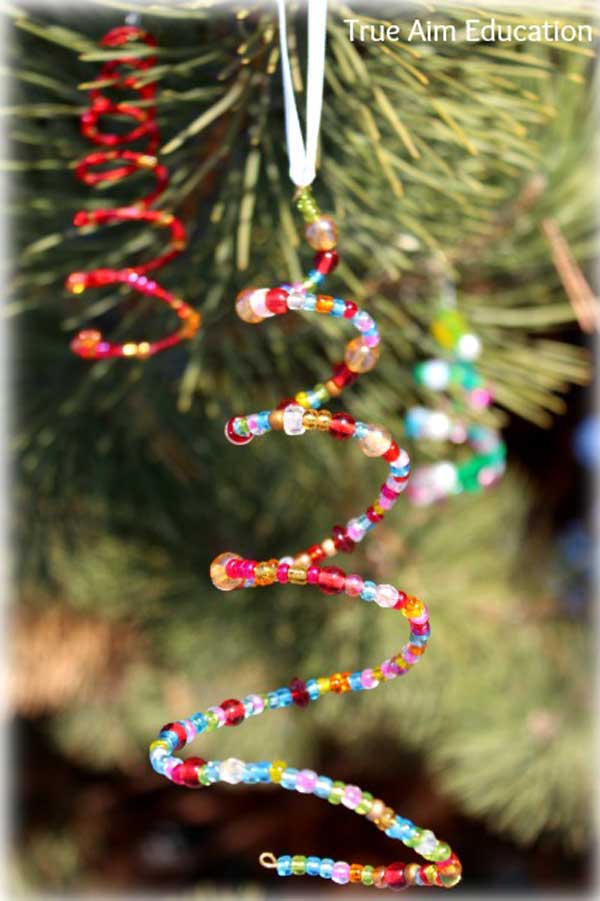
[255,559,278,586]
[288,566,307,585]
[303,409,319,430]
[317,409,332,430]
[268,410,284,430]
[366,799,386,822]
[375,806,396,830]
[210,552,243,591]
[305,215,338,251]
[324,379,342,398]
[322,538,336,557]
[404,864,420,885]
[294,553,311,569]
[236,287,263,324]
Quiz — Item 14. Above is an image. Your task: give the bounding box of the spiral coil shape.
[66,27,200,360]
[149,189,462,891]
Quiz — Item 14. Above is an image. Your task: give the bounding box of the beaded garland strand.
[405,309,506,506]
[66,27,201,359]
[149,188,462,891]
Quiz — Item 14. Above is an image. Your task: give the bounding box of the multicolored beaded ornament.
[66,26,201,359]
[405,305,506,506]
[149,186,462,891]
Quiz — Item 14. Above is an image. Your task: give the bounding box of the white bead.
[433,462,458,494]
[415,830,437,856]
[424,411,451,442]
[287,292,306,310]
[219,757,245,784]
[395,448,410,469]
[423,359,449,391]
[249,288,274,318]
[374,584,399,608]
[457,333,481,361]
[283,404,306,436]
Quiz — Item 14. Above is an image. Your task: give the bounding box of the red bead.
[314,249,339,274]
[366,506,383,523]
[308,543,326,562]
[277,563,290,583]
[225,557,243,579]
[317,566,346,595]
[384,863,406,890]
[393,591,408,609]
[221,698,245,726]
[329,412,356,440]
[160,722,187,750]
[343,300,358,319]
[331,362,358,389]
[277,396,296,410]
[411,622,429,635]
[225,418,253,446]
[289,677,310,708]
[266,287,288,314]
[331,524,355,553]
[383,441,400,462]
[177,756,207,788]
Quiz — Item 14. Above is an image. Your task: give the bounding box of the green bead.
[328,781,345,805]
[314,383,329,402]
[205,711,219,732]
[291,855,306,875]
[430,841,452,862]
[361,865,375,886]
[198,766,212,786]
[356,791,374,815]
[431,309,468,350]
[404,827,424,849]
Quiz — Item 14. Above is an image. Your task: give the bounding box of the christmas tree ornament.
[405,296,506,506]
[66,26,201,359]
[150,0,461,889]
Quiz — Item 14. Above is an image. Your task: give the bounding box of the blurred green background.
[9,1,596,896]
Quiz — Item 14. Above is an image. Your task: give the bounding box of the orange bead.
[210,552,243,591]
[344,337,380,374]
[349,864,363,883]
[316,294,335,313]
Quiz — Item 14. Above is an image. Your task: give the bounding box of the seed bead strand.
[149,187,462,891]
[66,27,201,360]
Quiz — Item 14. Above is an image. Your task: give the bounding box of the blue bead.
[267,691,280,709]
[320,858,334,879]
[385,817,414,841]
[349,671,363,691]
[190,712,207,734]
[277,855,293,877]
[409,632,429,646]
[281,767,299,789]
[361,580,377,602]
[307,856,321,876]
[150,752,168,774]
[205,761,220,783]
[243,762,262,784]
[354,421,369,439]
[255,761,271,783]
[158,730,179,751]
[303,295,317,311]
[314,775,333,799]
[277,687,293,707]
[306,678,320,700]
[391,463,410,478]
[331,299,346,317]
[257,411,272,433]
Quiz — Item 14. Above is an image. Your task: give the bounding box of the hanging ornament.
[66,26,201,359]
[150,1,461,889]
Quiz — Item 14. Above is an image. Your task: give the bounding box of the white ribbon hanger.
[276,0,328,187]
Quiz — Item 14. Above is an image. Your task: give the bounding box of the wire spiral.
[66,27,200,360]
[149,189,462,891]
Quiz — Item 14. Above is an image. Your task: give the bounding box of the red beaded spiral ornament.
[67,26,201,359]
[149,188,462,891]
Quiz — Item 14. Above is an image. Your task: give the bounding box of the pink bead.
[360,669,378,689]
[363,332,380,347]
[296,769,318,793]
[412,609,429,624]
[344,573,364,597]
[402,649,418,665]
[164,758,180,779]
[347,521,363,542]
[248,288,274,319]
[246,693,265,714]
[181,719,196,742]
[247,414,259,433]
[332,862,350,885]
[375,584,398,608]
[378,494,394,510]
[395,448,410,469]
[341,784,362,809]
[307,565,320,584]
[470,387,492,409]
[277,563,290,583]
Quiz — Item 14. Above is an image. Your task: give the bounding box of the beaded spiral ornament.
[405,307,506,506]
[66,26,201,359]
[149,187,462,891]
